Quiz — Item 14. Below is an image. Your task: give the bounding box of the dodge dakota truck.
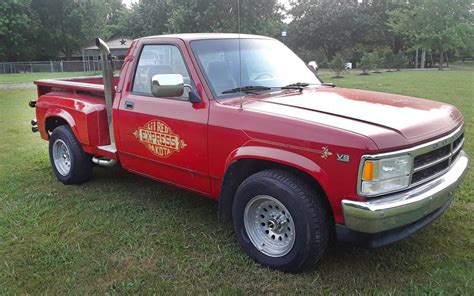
[30,34,468,272]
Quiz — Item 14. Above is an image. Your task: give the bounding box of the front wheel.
[232,169,328,272]
[49,125,92,184]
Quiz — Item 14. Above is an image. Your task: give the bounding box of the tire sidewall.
[48,126,82,184]
[233,175,321,271]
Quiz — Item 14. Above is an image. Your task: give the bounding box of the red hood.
[234,86,463,150]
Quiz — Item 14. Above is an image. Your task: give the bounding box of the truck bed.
[33,75,119,157]
[34,76,119,96]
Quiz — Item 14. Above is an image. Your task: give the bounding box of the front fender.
[218,145,332,223]
[225,145,330,195]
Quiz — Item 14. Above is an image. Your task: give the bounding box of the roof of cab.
[141,33,274,41]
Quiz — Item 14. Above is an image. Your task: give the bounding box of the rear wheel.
[49,125,92,184]
[232,169,328,272]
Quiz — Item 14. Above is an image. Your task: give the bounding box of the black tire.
[232,169,328,272]
[48,125,92,184]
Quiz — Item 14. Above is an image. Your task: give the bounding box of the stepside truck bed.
[34,76,120,96]
[33,76,120,158]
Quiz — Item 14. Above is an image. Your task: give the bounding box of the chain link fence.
[0,60,124,74]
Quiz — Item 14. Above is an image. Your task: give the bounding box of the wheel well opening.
[45,116,68,137]
[218,158,334,224]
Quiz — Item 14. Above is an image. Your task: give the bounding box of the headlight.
[359,155,412,196]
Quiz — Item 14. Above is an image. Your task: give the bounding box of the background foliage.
[0,0,473,65]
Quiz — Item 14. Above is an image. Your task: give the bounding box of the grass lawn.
[0,69,473,294]
[0,71,100,84]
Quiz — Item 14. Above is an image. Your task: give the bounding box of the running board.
[98,144,117,153]
[97,144,117,159]
[92,156,117,167]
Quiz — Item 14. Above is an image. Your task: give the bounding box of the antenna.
[238,0,243,109]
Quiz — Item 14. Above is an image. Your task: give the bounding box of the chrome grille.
[412,159,449,184]
[358,125,465,197]
[413,145,451,168]
[411,128,464,186]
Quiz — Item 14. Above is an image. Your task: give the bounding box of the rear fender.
[44,108,84,144]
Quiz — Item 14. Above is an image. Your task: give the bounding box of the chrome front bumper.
[342,151,469,234]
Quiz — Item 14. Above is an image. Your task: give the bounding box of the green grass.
[0,70,473,294]
[0,71,100,84]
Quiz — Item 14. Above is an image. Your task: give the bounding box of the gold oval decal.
[133,120,187,158]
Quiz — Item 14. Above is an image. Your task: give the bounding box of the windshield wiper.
[321,82,336,87]
[222,85,272,94]
[283,82,310,88]
[280,82,310,92]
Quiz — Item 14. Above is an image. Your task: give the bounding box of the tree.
[122,0,170,37]
[375,48,396,71]
[31,0,108,59]
[389,0,474,70]
[123,0,284,38]
[392,52,408,71]
[359,52,380,75]
[329,52,347,78]
[0,0,38,61]
[289,0,358,60]
[100,0,131,39]
[371,52,383,73]
[288,0,402,61]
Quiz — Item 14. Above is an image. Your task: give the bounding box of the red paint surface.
[34,34,464,224]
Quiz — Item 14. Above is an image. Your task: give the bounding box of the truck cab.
[31,34,468,272]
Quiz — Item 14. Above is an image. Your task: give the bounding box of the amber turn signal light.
[362,161,374,181]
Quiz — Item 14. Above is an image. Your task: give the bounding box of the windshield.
[190,38,321,99]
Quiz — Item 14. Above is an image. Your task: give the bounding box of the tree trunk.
[439,51,444,70]
[421,50,426,69]
[446,53,449,68]
[415,48,419,69]
[62,49,72,61]
[430,54,434,68]
[322,45,330,61]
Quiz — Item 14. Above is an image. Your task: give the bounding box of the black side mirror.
[188,91,202,104]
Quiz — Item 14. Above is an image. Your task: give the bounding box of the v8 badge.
[336,153,350,163]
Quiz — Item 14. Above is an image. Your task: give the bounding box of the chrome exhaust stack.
[95,38,116,150]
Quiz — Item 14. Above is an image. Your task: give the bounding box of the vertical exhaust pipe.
[95,38,116,150]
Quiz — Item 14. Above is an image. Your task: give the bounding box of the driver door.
[116,41,210,194]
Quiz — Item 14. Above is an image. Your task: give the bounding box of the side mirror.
[151,74,184,97]
[308,61,318,72]
[188,91,202,104]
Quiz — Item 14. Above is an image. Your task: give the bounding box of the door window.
[132,45,192,98]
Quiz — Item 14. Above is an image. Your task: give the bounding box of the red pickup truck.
[30,34,468,272]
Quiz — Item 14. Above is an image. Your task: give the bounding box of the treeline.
[1,0,473,68]
[289,0,473,70]
[0,0,283,61]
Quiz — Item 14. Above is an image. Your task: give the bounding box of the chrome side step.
[98,144,117,154]
[92,156,117,167]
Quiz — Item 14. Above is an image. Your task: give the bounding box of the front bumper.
[338,150,468,246]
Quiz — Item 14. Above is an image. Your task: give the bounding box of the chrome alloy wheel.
[52,139,71,176]
[244,195,296,257]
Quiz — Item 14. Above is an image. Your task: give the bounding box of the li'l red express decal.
[133,120,187,158]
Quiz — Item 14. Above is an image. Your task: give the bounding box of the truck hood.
[239,86,463,149]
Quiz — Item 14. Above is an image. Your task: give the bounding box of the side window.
[132,45,192,98]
